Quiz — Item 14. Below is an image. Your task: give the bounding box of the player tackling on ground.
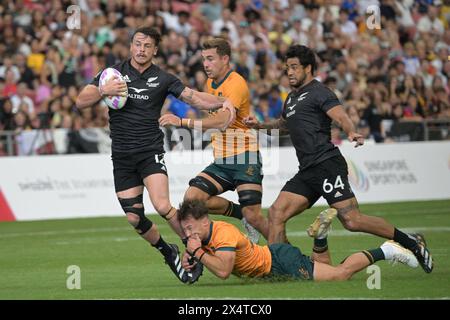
[179,200,419,282]
[76,27,235,284]
[244,45,433,273]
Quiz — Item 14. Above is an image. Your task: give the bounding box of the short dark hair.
[178,200,209,222]
[131,27,161,46]
[201,37,231,58]
[285,45,317,74]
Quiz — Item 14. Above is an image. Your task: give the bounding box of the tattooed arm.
[243,115,290,135]
[179,87,236,126]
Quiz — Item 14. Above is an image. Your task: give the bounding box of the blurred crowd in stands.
[0,0,449,155]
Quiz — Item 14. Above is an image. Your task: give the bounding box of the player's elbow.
[75,96,86,109]
[76,85,99,109]
[75,91,91,109]
[219,118,230,131]
[216,270,231,280]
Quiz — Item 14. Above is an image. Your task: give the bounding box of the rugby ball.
[99,68,128,110]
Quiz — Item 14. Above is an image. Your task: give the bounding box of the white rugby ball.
[99,68,128,110]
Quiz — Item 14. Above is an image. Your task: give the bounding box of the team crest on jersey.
[297,92,309,101]
[246,165,255,177]
[146,76,160,88]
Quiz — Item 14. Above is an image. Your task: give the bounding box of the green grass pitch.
[0,200,449,299]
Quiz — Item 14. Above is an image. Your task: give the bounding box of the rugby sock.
[224,201,243,220]
[393,228,418,250]
[313,237,328,253]
[362,248,385,264]
[152,236,172,257]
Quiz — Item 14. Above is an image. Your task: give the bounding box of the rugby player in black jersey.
[245,45,433,274]
[76,27,235,284]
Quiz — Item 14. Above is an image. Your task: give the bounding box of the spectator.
[0,98,14,131]
[417,4,445,35]
[402,42,421,75]
[268,85,283,119]
[235,49,251,81]
[338,9,357,40]
[212,9,239,48]
[329,60,352,94]
[15,53,35,89]
[12,110,30,133]
[26,39,45,74]
[0,56,20,82]
[10,82,34,114]
[184,31,203,79]
[254,94,271,123]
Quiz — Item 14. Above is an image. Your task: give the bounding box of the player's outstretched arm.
[159,109,232,131]
[179,87,236,125]
[244,115,289,135]
[76,76,127,109]
[326,105,364,148]
[179,87,223,109]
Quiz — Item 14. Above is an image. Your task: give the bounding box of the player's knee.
[126,212,140,227]
[119,195,153,235]
[153,201,171,216]
[340,214,362,232]
[184,186,210,202]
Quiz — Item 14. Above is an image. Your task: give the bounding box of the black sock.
[393,228,417,250]
[362,248,385,264]
[231,202,243,219]
[313,237,328,253]
[224,201,243,219]
[152,236,172,257]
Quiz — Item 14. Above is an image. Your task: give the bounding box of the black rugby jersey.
[282,79,342,170]
[91,59,185,154]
